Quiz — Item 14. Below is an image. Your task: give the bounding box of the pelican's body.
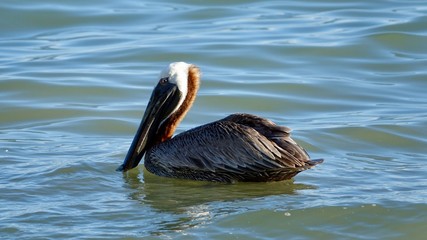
[118,62,322,182]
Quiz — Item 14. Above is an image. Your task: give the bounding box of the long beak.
[117,82,181,172]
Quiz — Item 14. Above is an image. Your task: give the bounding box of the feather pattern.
[145,113,323,182]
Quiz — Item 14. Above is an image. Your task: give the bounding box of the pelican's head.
[157,62,190,115]
[117,62,200,172]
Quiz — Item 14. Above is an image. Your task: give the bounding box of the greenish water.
[1,0,427,239]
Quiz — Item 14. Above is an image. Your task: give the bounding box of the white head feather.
[160,62,190,95]
[159,62,191,113]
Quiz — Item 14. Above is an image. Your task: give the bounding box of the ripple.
[1,0,427,239]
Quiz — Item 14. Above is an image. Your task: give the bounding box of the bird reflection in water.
[121,168,317,235]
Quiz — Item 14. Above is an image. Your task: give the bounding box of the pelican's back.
[145,113,322,182]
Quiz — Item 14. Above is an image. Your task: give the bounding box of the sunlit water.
[1,0,427,239]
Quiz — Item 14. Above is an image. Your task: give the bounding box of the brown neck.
[156,65,200,143]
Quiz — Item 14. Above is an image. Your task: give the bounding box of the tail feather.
[307,158,324,167]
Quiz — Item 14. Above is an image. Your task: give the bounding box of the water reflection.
[124,168,316,210]
[123,168,315,235]
[121,167,316,234]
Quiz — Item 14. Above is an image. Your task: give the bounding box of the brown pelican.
[117,62,323,182]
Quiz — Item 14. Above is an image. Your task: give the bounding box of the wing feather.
[145,114,313,182]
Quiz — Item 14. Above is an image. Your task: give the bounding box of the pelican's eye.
[159,77,169,85]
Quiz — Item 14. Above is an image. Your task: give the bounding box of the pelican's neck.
[157,65,200,143]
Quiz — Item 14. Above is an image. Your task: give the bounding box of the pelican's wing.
[146,114,316,182]
[222,113,310,162]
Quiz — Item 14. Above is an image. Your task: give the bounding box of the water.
[1,0,427,239]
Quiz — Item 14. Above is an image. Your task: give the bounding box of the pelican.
[117,62,323,182]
